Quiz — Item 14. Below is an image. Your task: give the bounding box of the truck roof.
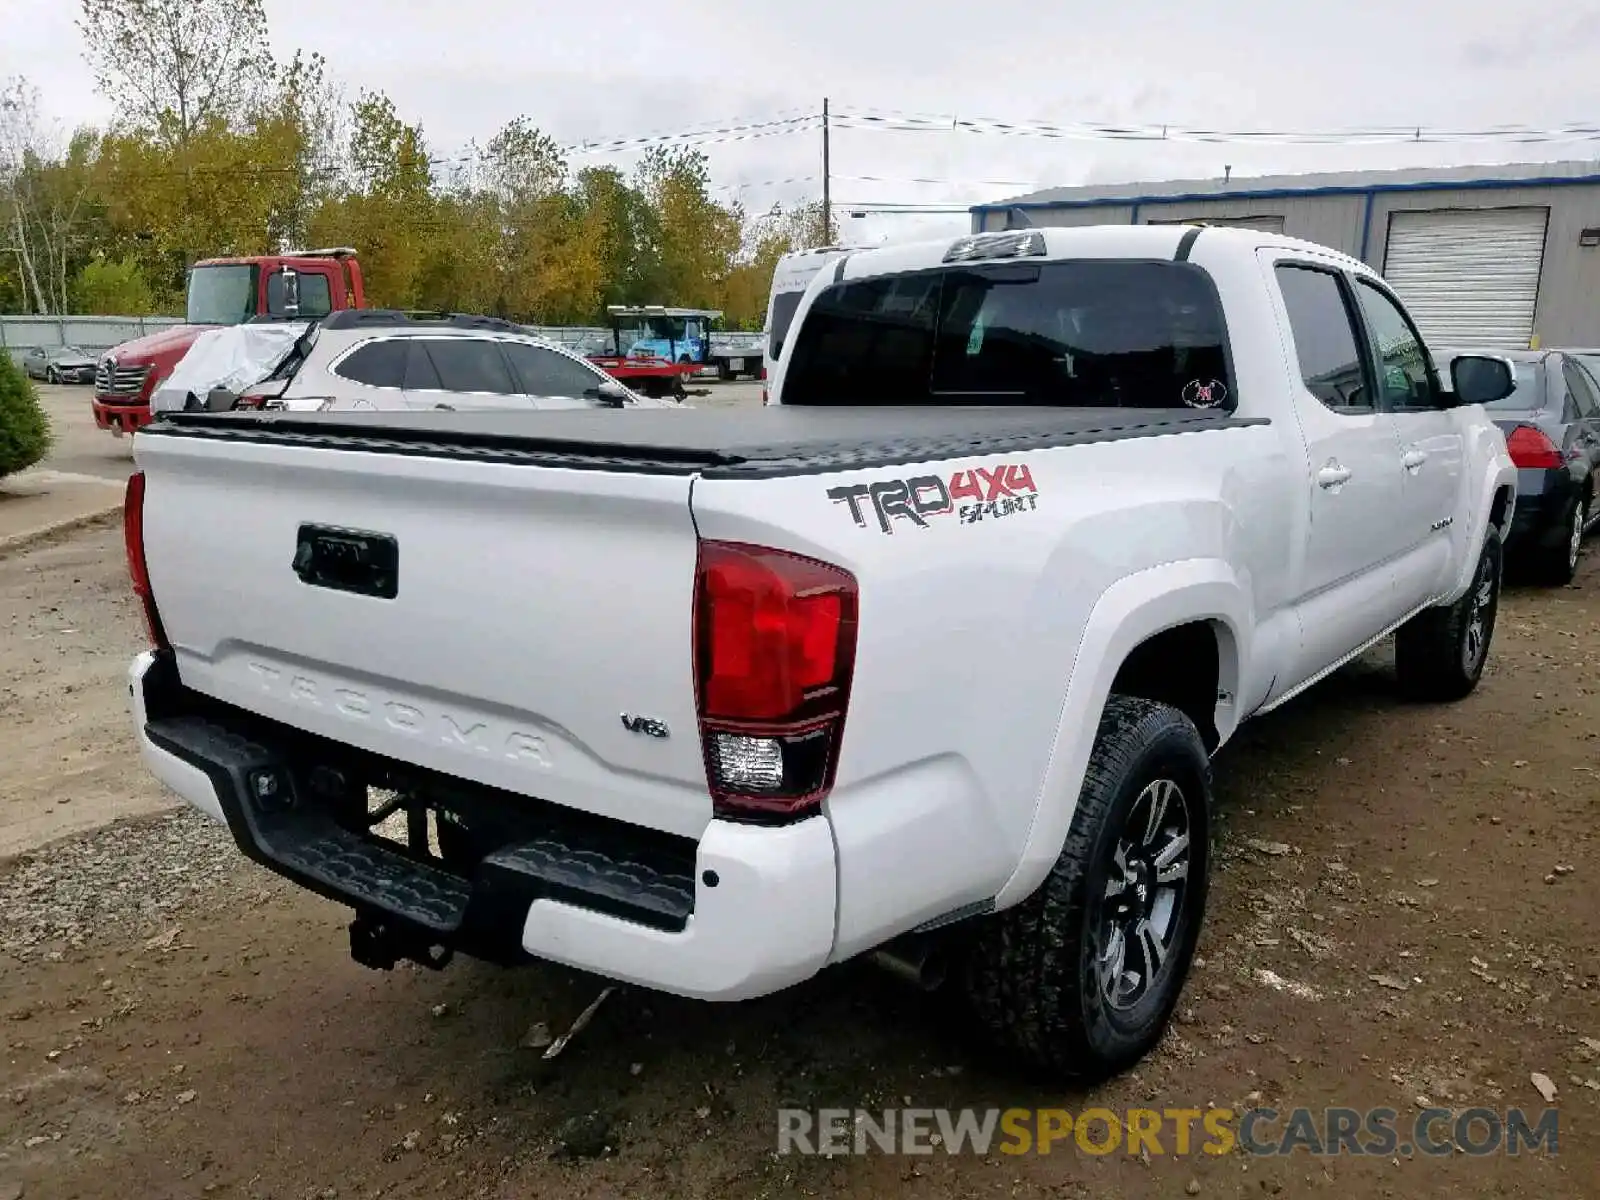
[195,248,360,267]
[836,224,1370,281]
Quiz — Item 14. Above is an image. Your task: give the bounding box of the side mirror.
[1449,354,1516,406]
[592,379,629,407]
[273,265,301,319]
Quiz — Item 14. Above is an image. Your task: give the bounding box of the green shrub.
[0,352,52,479]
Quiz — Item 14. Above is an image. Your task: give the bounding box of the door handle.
[1317,461,1352,489]
[1402,449,1428,471]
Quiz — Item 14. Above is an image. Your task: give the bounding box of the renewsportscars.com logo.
[777,1106,1560,1158]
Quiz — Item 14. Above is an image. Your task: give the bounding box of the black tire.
[962,695,1211,1082]
[1395,529,1502,701]
[46,367,58,384]
[1529,492,1587,586]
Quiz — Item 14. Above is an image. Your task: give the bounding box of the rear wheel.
[962,695,1211,1082]
[1532,492,1587,586]
[1396,530,1502,700]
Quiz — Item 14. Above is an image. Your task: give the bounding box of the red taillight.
[1505,425,1565,469]
[123,471,169,650]
[694,540,858,822]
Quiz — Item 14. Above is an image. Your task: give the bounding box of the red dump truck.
[93,249,366,435]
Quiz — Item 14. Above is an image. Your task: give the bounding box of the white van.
[762,246,854,391]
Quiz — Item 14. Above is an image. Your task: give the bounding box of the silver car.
[22,345,98,384]
[248,311,677,412]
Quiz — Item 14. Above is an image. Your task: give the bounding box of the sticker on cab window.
[1182,379,1228,409]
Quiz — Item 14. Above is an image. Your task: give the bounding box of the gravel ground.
[0,811,238,961]
[0,481,1596,1198]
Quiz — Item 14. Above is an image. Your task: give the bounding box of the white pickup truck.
[123,224,1518,1082]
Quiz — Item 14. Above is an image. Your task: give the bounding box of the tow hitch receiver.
[349,913,455,972]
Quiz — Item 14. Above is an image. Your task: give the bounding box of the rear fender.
[1442,425,1517,603]
[992,558,1251,911]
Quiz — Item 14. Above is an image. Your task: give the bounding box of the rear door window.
[782,260,1233,409]
[1274,265,1370,412]
[403,341,441,390]
[417,338,516,394]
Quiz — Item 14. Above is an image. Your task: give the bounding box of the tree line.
[0,0,833,328]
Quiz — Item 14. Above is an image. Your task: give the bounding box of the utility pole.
[821,97,831,243]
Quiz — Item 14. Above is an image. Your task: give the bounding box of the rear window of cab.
[782,259,1234,411]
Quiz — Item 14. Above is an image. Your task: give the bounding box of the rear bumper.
[128,650,837,1001]
[94,398,152,435]
[1506,468,1578,551]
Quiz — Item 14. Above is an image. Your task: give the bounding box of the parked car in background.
[1450,347,1600,584]
[762,245,854,390]
[229,309,679,413]
[21,345,97,384]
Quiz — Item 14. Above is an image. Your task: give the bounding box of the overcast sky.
[7,0,1600,245]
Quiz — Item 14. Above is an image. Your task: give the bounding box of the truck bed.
[146,406,1267,479]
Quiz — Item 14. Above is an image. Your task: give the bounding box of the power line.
[830,106,1600,146]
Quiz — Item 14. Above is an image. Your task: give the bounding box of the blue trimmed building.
[970,161,1600,350]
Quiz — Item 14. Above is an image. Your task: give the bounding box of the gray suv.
[248,310,676,412]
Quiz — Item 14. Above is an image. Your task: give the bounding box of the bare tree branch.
[78,0,273,146]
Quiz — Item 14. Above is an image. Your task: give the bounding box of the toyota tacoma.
[122,224,1517,1080]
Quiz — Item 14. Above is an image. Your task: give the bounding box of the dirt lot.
[0,519,1597,1199]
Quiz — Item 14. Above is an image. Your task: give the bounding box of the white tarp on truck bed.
[150,322,311,413]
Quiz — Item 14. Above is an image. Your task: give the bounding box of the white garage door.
[1382,207,1548,350]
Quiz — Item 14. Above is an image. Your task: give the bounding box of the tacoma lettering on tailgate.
[827,463,1038,535]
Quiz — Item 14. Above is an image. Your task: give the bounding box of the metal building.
[970,160,1600,350]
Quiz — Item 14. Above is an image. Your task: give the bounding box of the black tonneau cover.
[145,406,1266,480]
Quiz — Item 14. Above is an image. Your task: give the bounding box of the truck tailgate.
[134,430,711,838]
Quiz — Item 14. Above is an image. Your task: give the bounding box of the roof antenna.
[1224,165,1232,184]
[1006,206,1036,230]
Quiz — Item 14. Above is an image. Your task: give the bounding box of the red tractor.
[92,248,366,435]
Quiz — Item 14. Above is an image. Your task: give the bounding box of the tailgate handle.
[293,525,398,599]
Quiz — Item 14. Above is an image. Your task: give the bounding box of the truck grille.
[96,360,150,396]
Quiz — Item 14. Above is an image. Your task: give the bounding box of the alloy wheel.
[1093,778,1192,1012]
[1463,548,1499,675]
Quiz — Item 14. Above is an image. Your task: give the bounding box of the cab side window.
[297,274,334,319]
[1275,265,1370,412]
[265,271,334,319]
[1351,279,1438,410]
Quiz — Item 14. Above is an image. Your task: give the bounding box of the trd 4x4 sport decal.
[827,463,1038,534]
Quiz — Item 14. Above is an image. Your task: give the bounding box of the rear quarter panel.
[691,421,1293,955]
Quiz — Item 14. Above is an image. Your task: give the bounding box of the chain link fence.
[2,316,763,364]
